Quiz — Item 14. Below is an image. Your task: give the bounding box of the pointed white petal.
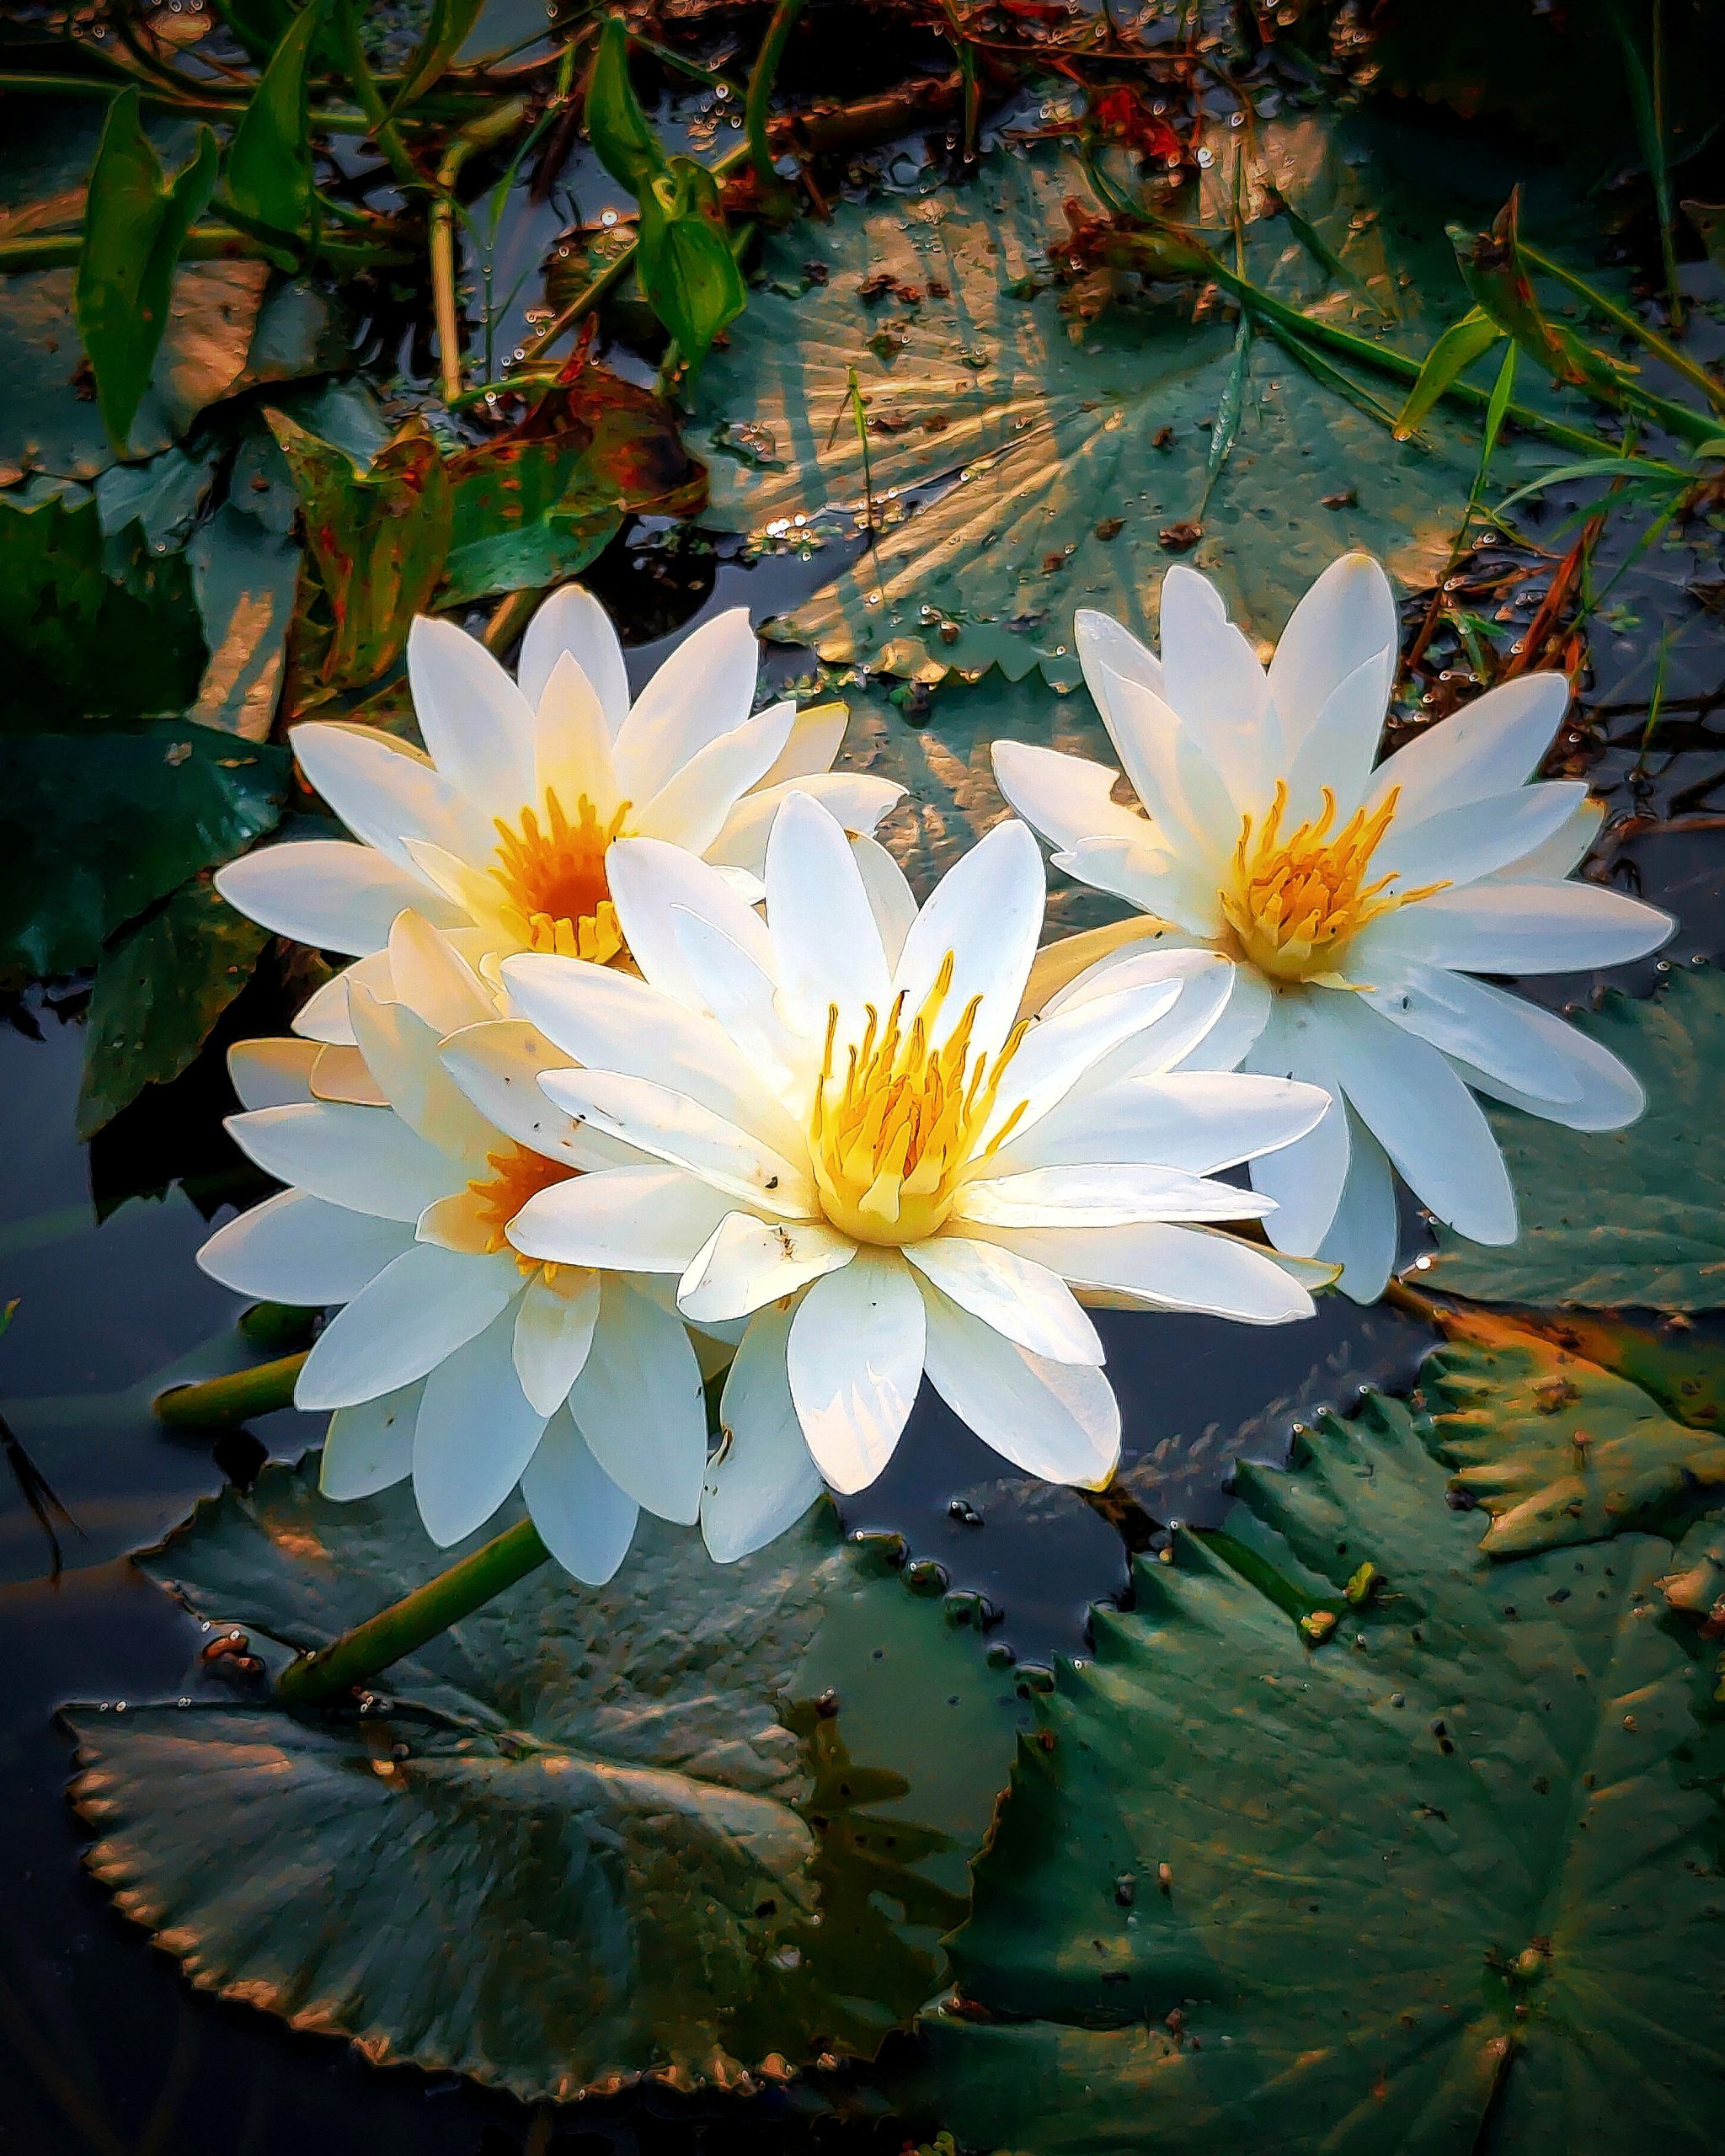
[216,841,455,957]
[1365,672,1569,821]
[1021,921,1169,1017]
[991,739,1148,855]
[529,648,620,821]
[669,906,798,1086]
[1239,995,1349,1253]
[521,1408,640,1582]
[228,1037,320,1110]
[1446,999,1645,1132]
[349,980,496,1167]
[537,1068,814,1215]
[226,1101,460,1221]
[1280,649,1393,826]
[759,698,848,788]
[606,834,777,1008]
[850,834,918,968]
[1360,964,1584,1103]
[1076,606,1164,708]
[406,615,536,810]
[291,723,462,869]
[1493,795,1602,883]
[705,771,904,877]
[904,1234,1103,1364]
[766,788,890,1041]
[412,1305,547,1545]
[787,1251,925,1493]
[386,910,495,1035]
[1157,562,1273,787]
[702,1302,825,1561]
[630,701,797,853]
[1383,782,1593,893]
[440,1021,626,1169]
[320,1381,422,1501]
[507,1163,734,1273]
[611,606,760,800]
[918,1278,1119,1486]
[958,1161,1274,1229]
[295,1245,521,1409]
[569,1277,708,1523]
[518,584,630,734]
[1052,835,1221,937]
[199,1187,414,1305]
[1354,879,1674,975]
[891,816,1044,1066]
[990,1219,1316,1322]
[1318,1113,1398,1303]
[979,973,1183,1148]
[1042,950,1247,1093]
[512,1268,601,1417]
[679,1211,855,1324]
[290,949,393,1045]
[1266,552,1397,756]
[996,1067,1328,1177]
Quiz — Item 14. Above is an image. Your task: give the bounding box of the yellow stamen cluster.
[492,791,631,965]
[1220,781,1444,986]
[467,1145,579,1277]
[810,953,1028,1246]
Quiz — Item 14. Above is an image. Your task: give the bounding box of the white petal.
[1360,965,1584,1103]
[521,1408,640,1582]
[958,1161,1273,1229]
[537,1068,814,1215]
[1266,552,1397,756]
[407,615,536,810]
[228,1037,319,1110]
[531,648,619,820]
[226,1101,460,1221]
[1447,998,1646,1132]
[606,834,777,1008]
[1310,992,1516,1244]
[1493,796,1603,883]
[507,1163,734,1273]
[1354,879,1674,975]
[1156,563,1273,787]
[611,607,759,801]
[997,1067,1328,1177]
[702,1302,825,1561]
[387,910,496,1034]
[320,1382,422,1501]
[290,948,394,1045]
[851,834,918,969]
[518,584,630,734]
[1043,950,1249,1095]
[512,1268,601,1417]
[1021,921,1169,1017]
[706,771,903,877]
[758,698,848,788]
[991,1220,1316,1323]
[670,906,798,1087]
[1279,649,1393,826]
[765,788,890,1042]
[569,1277,708,1523]
[440,1020,623,1168]
[1240,995,1349,1253]
[1318,1113,1399,1303]
[679,1211,855,1324]
[216,841,456,957]
[199,1187,414,1305]
[1178,963,1272,1073]
[891,817,1044,1067]
[291,723,463,869]
[1052,835,1220,937]
[413,1304,547,1545]
[295,1245,522,1409]
[309,1043,387,1107]
[1076,606,1164,704]
[982,971,1183,1150]
[1383,782,1593,893]
[787,1251,925,1494]
[630,701,796,854]
[349,980,496,1167]
[918,1278,1119,1486]
[1365,672,1569,821]
[1078,664,1212,846]
[991,739,1148,854]
[904,1234,1103,1364]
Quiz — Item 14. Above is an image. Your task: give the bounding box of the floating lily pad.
[65,1462,1023,2104]
[1427,969,1725,1311]
[690,117,1573,689]
[1421,1305,1725,1558]
[928,1392,1725,2155]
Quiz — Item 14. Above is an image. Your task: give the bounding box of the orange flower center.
[491,791,631,964]
[466,1145,580,1276]
[1219,780,1445,986]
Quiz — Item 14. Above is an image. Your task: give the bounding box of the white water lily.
[196,910,716,1582]
[991,552,1674,1302]
[501,790,1331,1561]
[215,584,901,1043]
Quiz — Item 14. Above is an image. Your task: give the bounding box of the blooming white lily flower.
[991,552,1674,1302]
[196,910,714,1581]
[215,584,901,1042]
[501,791,1331,1560]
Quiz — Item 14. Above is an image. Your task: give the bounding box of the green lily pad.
[188,501,300,739]
[75,876,270,1138]
[1421,1305,1725,1558]
[0,721,286,976]
[0,492,208,730]
[928,1393,1725,2156]
[65,1462,1023,2103]
[689,117,1573,689]
[1427,969,1725,1311]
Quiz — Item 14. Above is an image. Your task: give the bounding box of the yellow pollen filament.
[809,951,1029,1247]
[491,790,631,965]
[1219,781,1446,987]
[466,1145,579,1278]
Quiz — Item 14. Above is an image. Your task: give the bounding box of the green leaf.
[65,1465,1024,2102]
[586,15,670,195]
[268,409,452,689]
[390,0,486,111]
[929,1393,1725,2156]
[187,501,301,739]
[1421,1305,1725,1559]
[223,3,320,239]
[0,722,286,976]
[0,494,207,731]
[637,157,748,372]
[74,90,220,451]
[689,120,1586,689]
[1426,968,1725,1311]
[1391,307,1500,439]
[76,877,270,1138]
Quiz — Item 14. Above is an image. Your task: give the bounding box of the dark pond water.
[4,100,1725,2156]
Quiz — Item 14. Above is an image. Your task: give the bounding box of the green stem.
[745,0,807,205]
[276,1517,552,1705]
[154,1352,307,1429]
[0,70,378,130]
[0,224,413,272]
[332,0,428,195]
[480,584,546,653]
[1519,240,1724,416]
[430,95,531,403]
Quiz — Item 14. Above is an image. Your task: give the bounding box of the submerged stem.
[154,1352,308,1428]
[430,95,530,403]
[276,1517,552,1705]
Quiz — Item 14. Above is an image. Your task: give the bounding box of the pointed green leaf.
[638,157,747,372]
[223,3,320,239]
[586,15,669,195]
[389,0,485,112]
[1391,307,1500,438]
